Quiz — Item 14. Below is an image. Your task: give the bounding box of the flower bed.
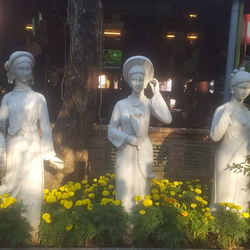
[40,174,250,248]
[1,173,250,248]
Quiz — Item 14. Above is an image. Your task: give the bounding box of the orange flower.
[181,210,188,217]
[164,197,177,204]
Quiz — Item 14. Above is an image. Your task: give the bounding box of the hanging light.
[25,24,33,30]
[188,13,198,19]
[187,33,198,40]
[165,33,176,39]
[104,29,121,37]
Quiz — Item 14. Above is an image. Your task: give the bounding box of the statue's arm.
[149,78,172,124]
[38,94,56,160]
[108,102,129,148]
[0,94,9,133]
[210,105,231,142]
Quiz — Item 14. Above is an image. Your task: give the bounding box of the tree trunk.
[45,0,102,188]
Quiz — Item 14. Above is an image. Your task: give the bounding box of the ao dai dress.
[210,102,250,211]
[0,87,55,237]
[108,93,171,212]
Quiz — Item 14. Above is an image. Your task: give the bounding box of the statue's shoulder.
[30,90,46,101]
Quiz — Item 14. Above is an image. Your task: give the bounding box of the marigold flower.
[102,190,110,196]
[74,183,81,190]
[44,189,49,194]
[191,203,197,208]
[45,194,57,203]
[68,191,75,197]
[152,194,160,201]
[81,180,88,184]
[139,209,146,215]
[65,224,73,231]
[170,191,176,196]
[134,196,142,202]
[42,213,51,223]
[164,197,177,203]
[110,174,115,179]
[242,212,250,219]
[87,204,93,211]
[108,185,114,190]
[143,199,153,207]
[75,200,83,206]
[151,188,159,194]
[181,211,188,217]
[63,200,73,209]
[88,193,95,199]
[82,199,91,205]
[113,200,121,206]
[194,188,202,194]
[1,197,17,208]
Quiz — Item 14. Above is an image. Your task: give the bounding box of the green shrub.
[0,194,31,247]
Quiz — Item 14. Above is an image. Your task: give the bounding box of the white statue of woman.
[108,56,172,212]
[210,67,250,211]
[0,51,63,242]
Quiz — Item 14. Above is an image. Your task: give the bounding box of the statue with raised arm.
[210,67,250,211]
[0,51,64,242]
[108,56,172,212]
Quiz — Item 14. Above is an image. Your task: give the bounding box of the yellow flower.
[194,188,202,194]
[98,180,108,187]
[65,224,73,231]
[143,199,153,207]
[173,181,179,186]
[152,194,160,201]
[55,191,62,199]
[181,211,188,217]
[62,193,69,199]
[88,193,95,199]
[59,186,65,191]
[102,190,110,196]
[155,202,160,206]
[45,194,57,203]
[108,185,114,190]
[113,200,121,206]
[145,195,151,199]
[234,205,242,211]
[44,189,49,194]
[134,196,142,202]
[170,191,176,196]
[191,203,197,209]
[42,213,51,223]
[151,188,159,194]
[87,203,93,211]
[242,212,250,219]
[204,212,212,217]
[63,200,73,209]
[93,178,97,182]
[82,199,91,205]
[75,200,83,206]
[81,180,88,184]
[74,183,81,190]
[139,209,146,215]
[1,197,17,208]
[68,191,75,197]
[110,174,115,179]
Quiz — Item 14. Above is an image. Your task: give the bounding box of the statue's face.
[232,81,250,101]
[13,59,32,84]
[129,73,147,93]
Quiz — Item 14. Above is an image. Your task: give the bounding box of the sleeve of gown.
[150,92,172,124]
[0,94,9,131]
[38,95,56,160]
[108,102,129,148]
[210,106,231,142]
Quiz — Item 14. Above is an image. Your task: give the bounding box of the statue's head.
[122,56,154,93]
[230,67,250,101]
[5,51,35,85]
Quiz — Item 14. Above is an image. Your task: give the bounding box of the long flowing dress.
[210,102,250,211]
[108,93,171,212]
[0,87,55,238]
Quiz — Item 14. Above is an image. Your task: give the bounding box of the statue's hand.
[48,156,64,169]
[149,78,160,95]
[126,135,143,147]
